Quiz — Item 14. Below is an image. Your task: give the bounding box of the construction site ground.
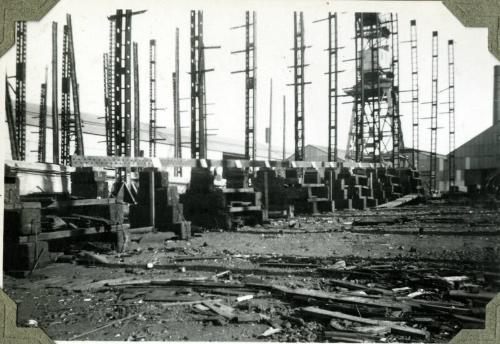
[4,202,500,342]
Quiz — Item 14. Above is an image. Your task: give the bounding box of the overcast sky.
[1,0,498,160]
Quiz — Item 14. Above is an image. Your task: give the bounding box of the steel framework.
[429,31,439,193]
[133,42,141,157]
[290,12,310,161]
[346,13,402,166]
[448,39,455,189]
[173,28,182,176]
[103,53,112,155]
[15,21,27,160]
[230,11,257,160]
[410,19,419,169]
[149,39,157,157]
[37,74,48,163]
[52,21,59,164]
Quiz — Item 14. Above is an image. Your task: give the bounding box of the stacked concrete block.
[71,167,109,199]
[130,169,190,239]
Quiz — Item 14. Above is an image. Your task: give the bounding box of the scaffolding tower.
[429,31,439,193]
[448,39,455,189]
[37,73,48,163]
[106,19,116,156]
[230,11,257,161]
[289,12,310,161]
[173,28,182,176]
[346,13,402,166]
[149,39,157,157]
[410,19,419,169]
[15,21,27,161]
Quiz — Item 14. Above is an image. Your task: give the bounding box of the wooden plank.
[202,301,237,320]
[17,224,128,243]
[272,285,410,310]
[328,279,394,296]
[302,306,430,339]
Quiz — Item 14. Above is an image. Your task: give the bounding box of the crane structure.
[410,19,419,169]
[429,31,439,194]
[103,53,112,156]
[230,11,257,161]
[346,13,402,167]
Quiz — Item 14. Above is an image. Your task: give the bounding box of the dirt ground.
[4,203,500,342]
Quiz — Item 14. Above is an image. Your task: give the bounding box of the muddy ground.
[4,203,500,342]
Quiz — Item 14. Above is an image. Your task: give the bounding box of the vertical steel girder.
[173,27,182,176]
[52,21,59,165]
[133,42,141,157]
[149,39,157,157]
[60,16,84,165]
[66,14,84,156]
[293,12,306,161]
[282,95,286,160]
[15,21,27,160]
[190,10,209,159]
[103,53,111,155]
[113,9,133,158]
[37,79,48,163]
[230,11,257,160]
[448,39,455,189]
[5,76,19,160]
[60,24,71,165]
[410,20,419,169]
[390,13,402,167]
[107,19,116,156]
[327,12,339,162]
[429,31,439,194]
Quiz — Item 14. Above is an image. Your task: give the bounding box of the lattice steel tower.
[346,13,402,166]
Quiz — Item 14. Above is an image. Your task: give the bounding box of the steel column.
[448,39,455,189]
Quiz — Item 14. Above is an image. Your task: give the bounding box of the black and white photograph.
[1,0,499,342]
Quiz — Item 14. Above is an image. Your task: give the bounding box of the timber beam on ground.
[16,223,130,244]
[71,155,382,170]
